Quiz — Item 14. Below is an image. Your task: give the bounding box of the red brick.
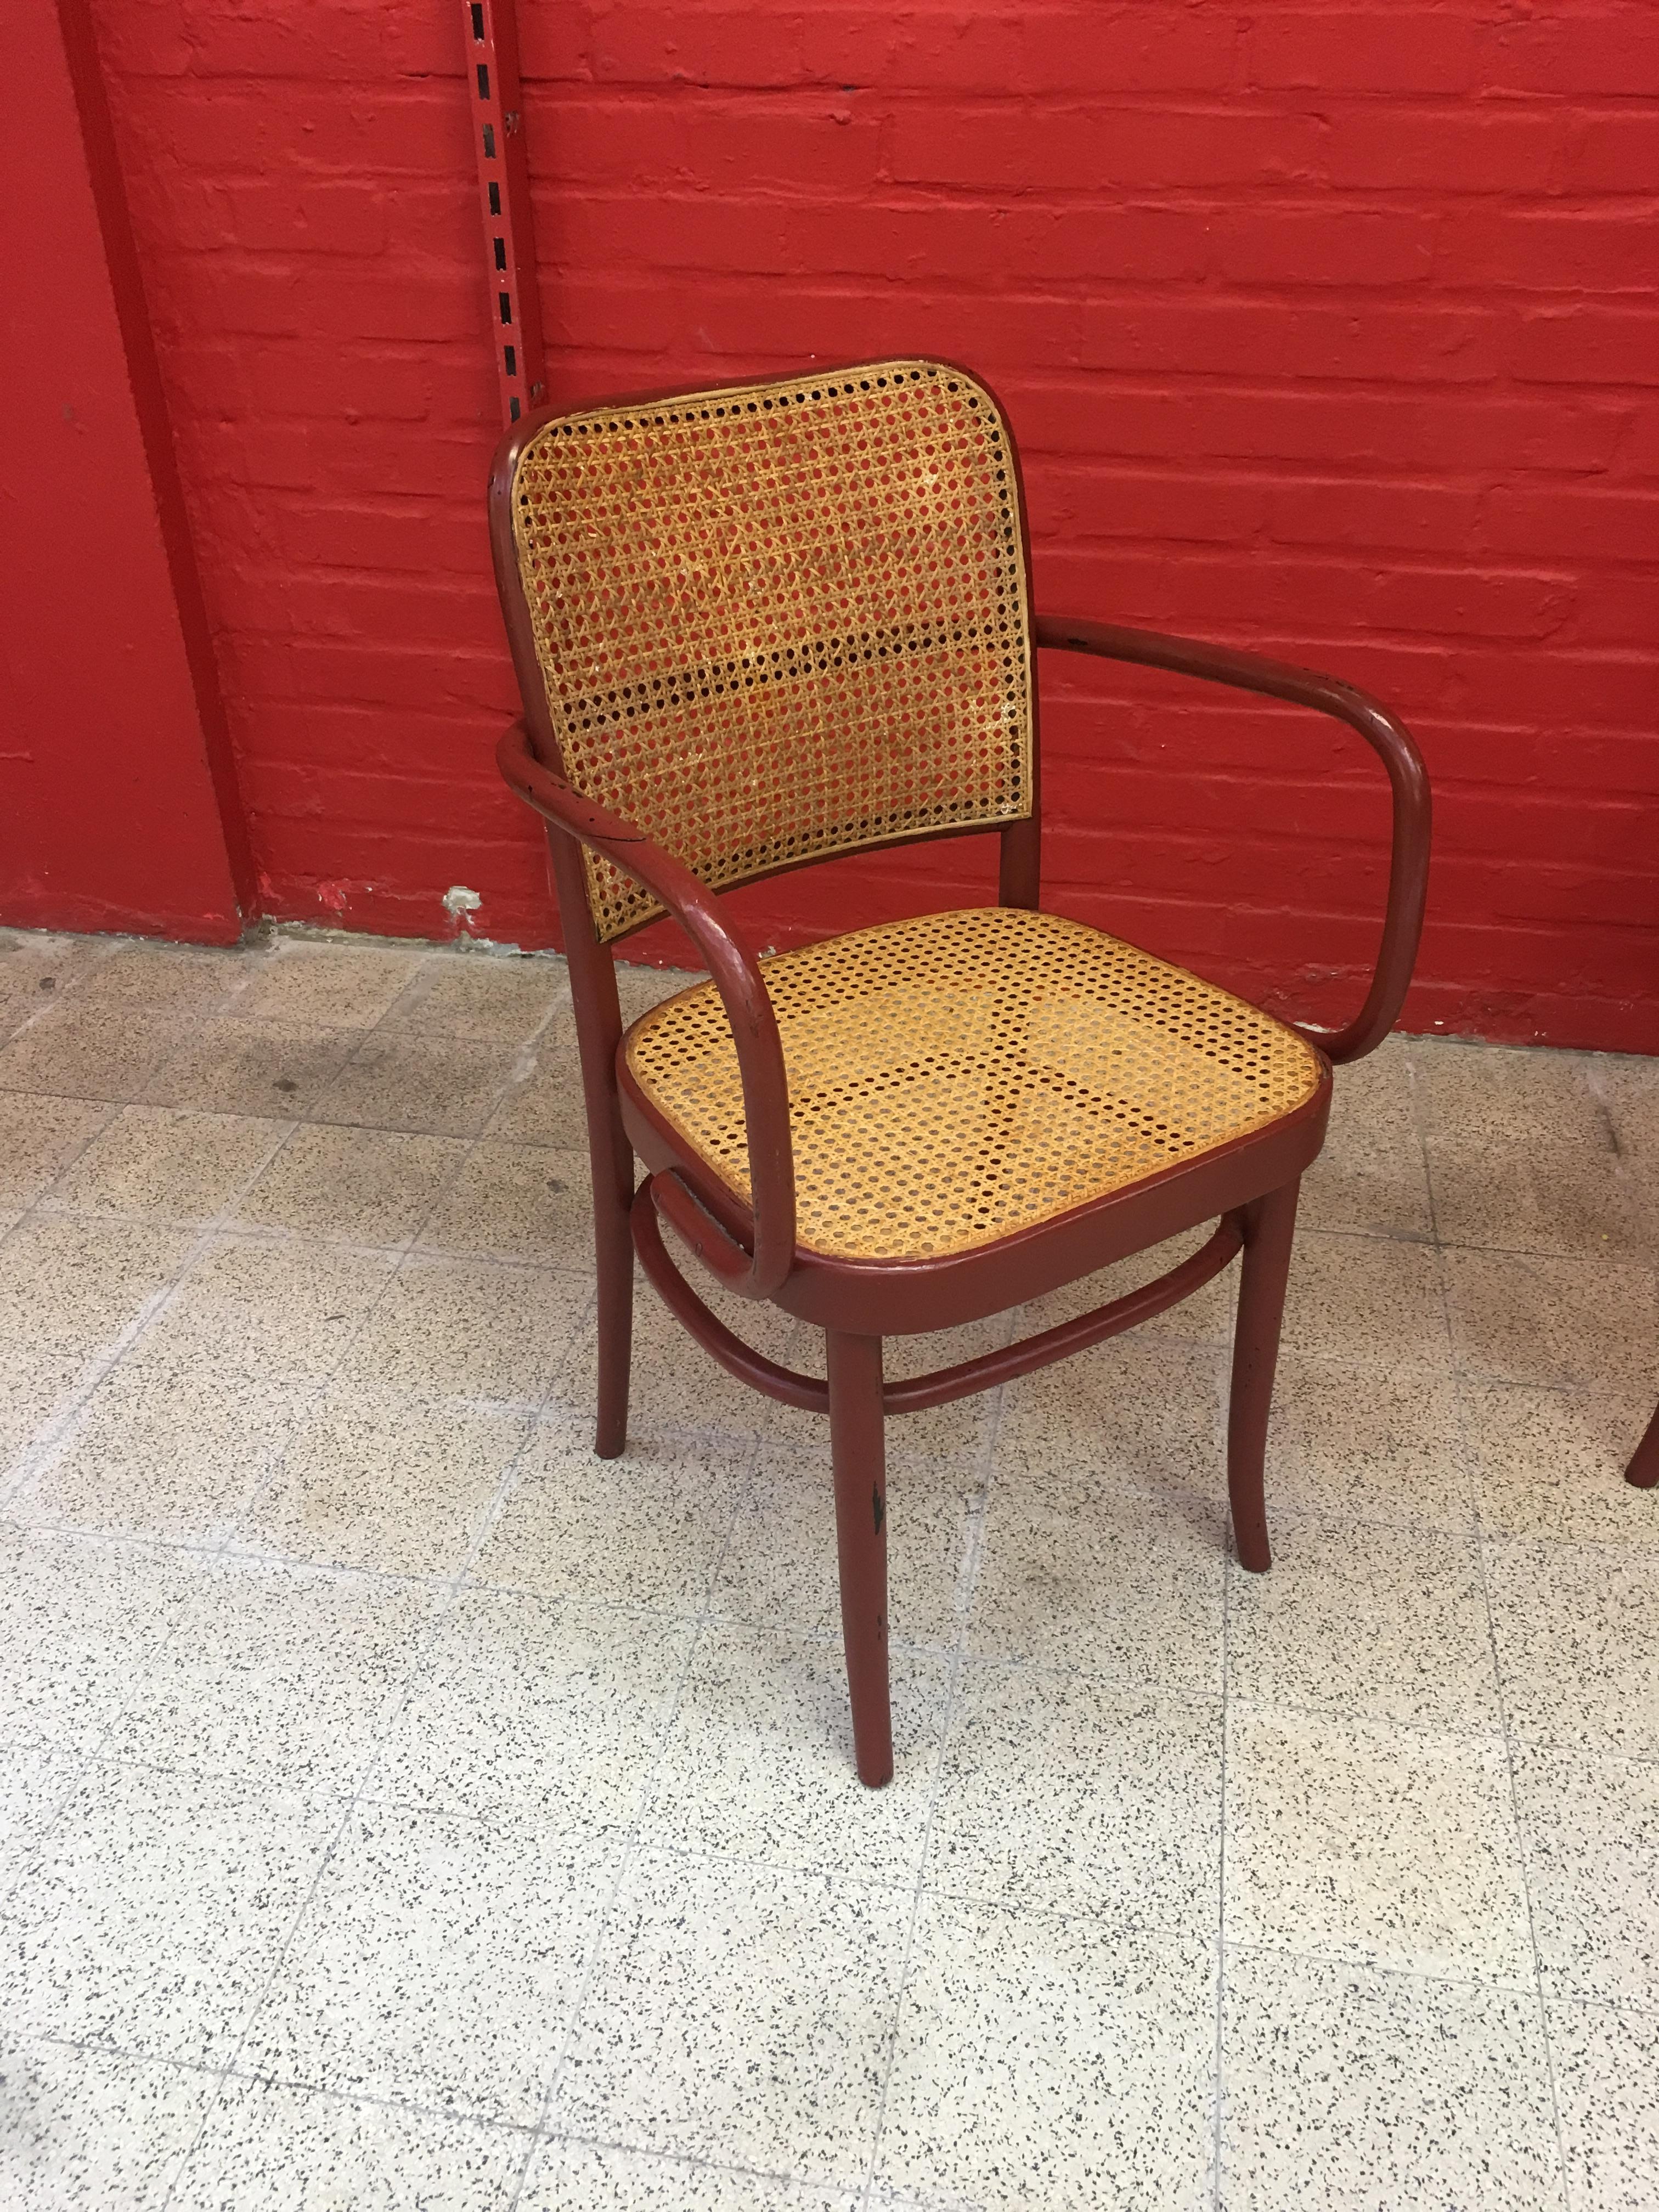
[1218,211,1438,290]
[888,104,1328,193]
[1247,13,1483,95]
[1505,309,1659,388]
[1480,486,1659,562]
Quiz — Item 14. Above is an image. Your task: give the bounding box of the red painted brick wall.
[86,2,1659,1049]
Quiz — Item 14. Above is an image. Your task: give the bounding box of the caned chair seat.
[625,905,1323,1263]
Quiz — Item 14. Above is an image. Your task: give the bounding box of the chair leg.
[826,1330,894,1788]
[1627,1402,1659,1491]
[1227,1177,1301,1573]
[592,1170,633,1460]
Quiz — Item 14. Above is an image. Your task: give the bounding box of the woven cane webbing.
[509,360,1034,943]
[627,907,1323,1263]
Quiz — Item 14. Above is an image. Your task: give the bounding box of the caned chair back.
[501,358,1035,943]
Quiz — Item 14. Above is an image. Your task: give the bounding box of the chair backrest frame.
[488,357,1045,950]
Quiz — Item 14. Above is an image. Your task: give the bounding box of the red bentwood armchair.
[490,358,1430,1786]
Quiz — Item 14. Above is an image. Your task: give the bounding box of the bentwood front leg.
[1227,1178,1301,1573]
[826,1331,894,1787]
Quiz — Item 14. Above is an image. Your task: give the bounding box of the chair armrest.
[1036,615,1431,1063]
[497,719,795,1297]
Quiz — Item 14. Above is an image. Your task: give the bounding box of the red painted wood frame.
[489,363,1432,1787]
[461,0,545,429]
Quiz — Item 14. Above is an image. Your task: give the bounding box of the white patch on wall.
[443,885,483,928]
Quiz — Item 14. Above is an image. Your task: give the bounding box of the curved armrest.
[497,719,795,1297]
[1036,616,1431,1063]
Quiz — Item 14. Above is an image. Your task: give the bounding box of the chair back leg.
[827,1330,895,1787]
[1627,1402,1659,1490]
[1226,1177,1301,1573]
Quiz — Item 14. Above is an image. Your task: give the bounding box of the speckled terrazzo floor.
[0,923,1656,2211]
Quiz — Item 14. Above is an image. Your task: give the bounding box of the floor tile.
[522,2138,853,2208]
[171,2075,527,2211]
[381,952,567,1041]
[1445,1247,1658,1392]
[419,1141,595,1267]
[0,1351,85,1481]
[235,1388,528,1577]
[968,1475,1227,1695]
[74,941,252,1017]
[12,1364,304,1544]
[1418,1039,1652,1259]
[555,1852,908,2180]
[312,1033,522,1137]
[233,1124,469,1247]
[578,1259,1004,1463]
[128,1235,397,1386]
[1279,1231,1451,1373]
[340,1255,589,1405]
[0,1528,185,1752]
[927,1663,1222,1929]
[1013,1223,1238,1345]
[231,941,422,1028]
[143,1018,364,1119]
[370,1590,693,1829]
[243,1803,616,2126]
[0,1215,192,1359]
[0,1093,110,1210]
[994,1333,1224,1488]
[1485,1537,1659,1758]
[98,1557,431,1792]
[557,1285,820,1448]
[1596,1052,1659,1169]
[1466,1380,1659,1548]
[641,1622,950,1883]
[1221,1945,1565,2211]
[475,1431,745,1609]
[1549,1999,1659,2212]
[0,1764,338,2066]
[1262,1357,1474,1533]
[0,1741,82,1895]
[0,928,106,1009]
[44,1105,285,1223]
[1224,1705,1532,1984]
[716,1444,984,1651]
[485,1006,588,1146]
[877,1899,1215,2212]
[0,1001,195,1101]
[1227,1515,1501,1731]
[0,2035,218,2211]
[1301,1035,1434,1238]
[1512,1743,1659,2011]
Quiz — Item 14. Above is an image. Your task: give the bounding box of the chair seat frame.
[490,362,1431,1787]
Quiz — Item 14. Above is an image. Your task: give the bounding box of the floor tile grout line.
[278,943,575,1154]
[1217,1933,1570,2003]
[1,1109,312,1514]
[855,1346,1013,2211]
[508,1432,766,2203]
[0,1094,130,1509]
[220,970,590,1573]
[1458,1362,1576,2208]
[155,1577,490,2212]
